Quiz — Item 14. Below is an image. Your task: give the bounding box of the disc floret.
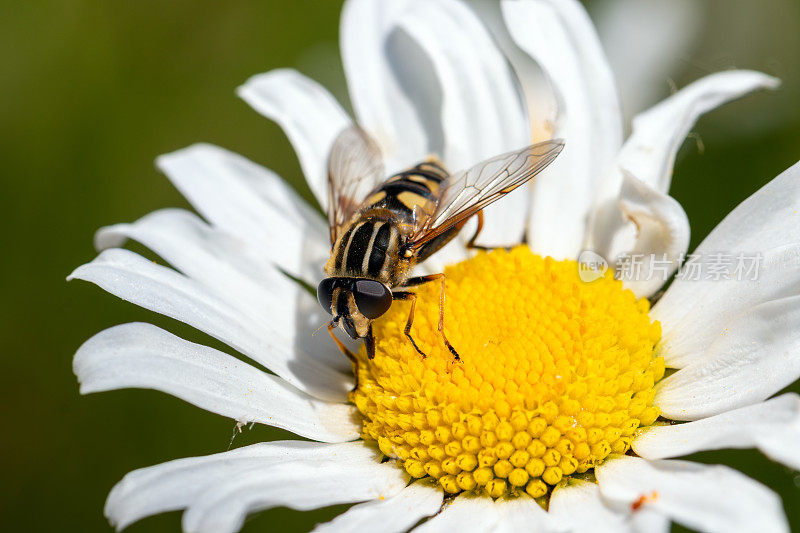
[352,246,664,499]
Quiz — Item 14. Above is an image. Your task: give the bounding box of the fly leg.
[465,209,488,250]
[465,209,523,251]
[327,322,360,391]
[392,291,427,358]
[400,273,461,362]
[365,323,376,360]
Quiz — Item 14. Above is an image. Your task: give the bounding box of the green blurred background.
[2,1,799,531]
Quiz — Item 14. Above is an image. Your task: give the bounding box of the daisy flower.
[71,0,796,532]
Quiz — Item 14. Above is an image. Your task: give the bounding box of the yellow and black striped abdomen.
[364,160,448,220]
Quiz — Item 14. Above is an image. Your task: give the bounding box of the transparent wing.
[406,139,564,252]
[327,125,385,244]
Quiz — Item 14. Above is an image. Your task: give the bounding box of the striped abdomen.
[326,160,449,285]
[363,160,448,221]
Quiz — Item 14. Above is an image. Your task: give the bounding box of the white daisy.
[71,1,797,532]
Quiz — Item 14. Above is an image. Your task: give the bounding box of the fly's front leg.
[327,323,360,391]
[392,291,427,358]
[400,273,461,362]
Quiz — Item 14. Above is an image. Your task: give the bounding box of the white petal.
[612,172,690,298]
[398,0,528,169]
[502,0,623,259]
[411,494,500,532]
[466,0,557,143]
[597,456,788,533]
[312,480,442,533]
[629,508,671,533]
[412,493,558,533]
[181,451,406,533]
[69,248,350,402]
[237,69,350,211]
[493,495,559,533]
[96,208,284,299]
[156,143,329,282]
[74,323,359,443]
[656,295,800,420]
[340,0,428,173]
[94,208,350,374]
[654,161,800,367]
[634,393,800,471]
[549,480,668,533]
[597,71,779,209]
[549,481,624,533]
[585,71,778,269]
[105,441,408,533]
[592,0,703,119]
[657,244,800,368]
[621,70,779,194]
[398,0,530,247]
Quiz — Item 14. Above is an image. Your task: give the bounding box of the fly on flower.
[316,125,564,364]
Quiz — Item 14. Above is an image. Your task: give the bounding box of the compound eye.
[354,280,392,319]
[317,278,336,314]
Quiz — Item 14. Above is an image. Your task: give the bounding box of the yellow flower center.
[352,246,664,500]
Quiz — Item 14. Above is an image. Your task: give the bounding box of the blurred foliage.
[0,1,798,532]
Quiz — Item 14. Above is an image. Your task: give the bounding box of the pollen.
[351,246,664,500]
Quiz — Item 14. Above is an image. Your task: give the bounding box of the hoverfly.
[317,125,563,369]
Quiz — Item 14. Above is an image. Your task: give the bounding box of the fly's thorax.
[326,212,410,286]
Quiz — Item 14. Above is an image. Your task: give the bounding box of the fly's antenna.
[312,317,339,336]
